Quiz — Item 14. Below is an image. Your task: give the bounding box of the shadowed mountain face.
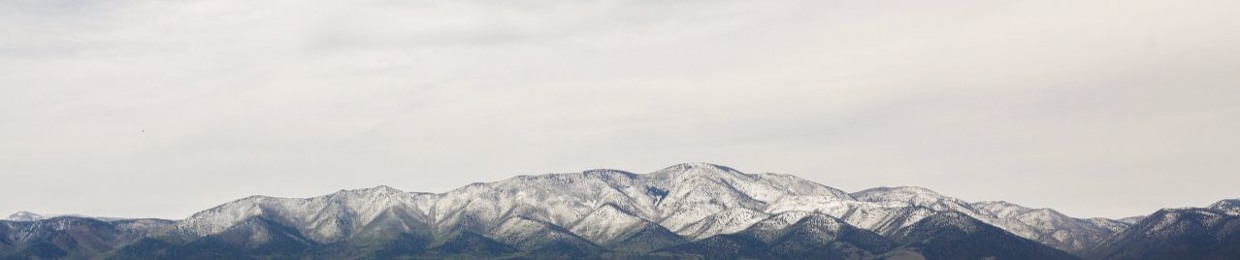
[655,212,898,259]
[0,217,173,259]
[1088,203,1240,260]
[0,163,1235,259]
[889,211,1080,260]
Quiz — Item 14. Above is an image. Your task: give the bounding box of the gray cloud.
[1,0,1238,219]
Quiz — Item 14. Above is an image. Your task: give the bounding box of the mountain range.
[2,163,1236,259]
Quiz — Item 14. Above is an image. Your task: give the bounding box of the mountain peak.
[650,162,742,178]
[338,185,404,196]
[870,186,940,194]
[972,200,1062,217]
[1117,215,1145,224]
[1209,199,1240,215]
[671,162,737,170]
[6,211,44,221]
[973,200,1020,207]
[368,185,403,193]
[582,169,638,177]
[852,186,946,202]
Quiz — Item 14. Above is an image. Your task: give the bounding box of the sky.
[1,0,1238,219]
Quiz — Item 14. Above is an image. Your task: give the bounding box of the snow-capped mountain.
[1211,199,1240,215]
[171,185,438,243]
[1088,201,1240,259]
[970,200,1128,254]
[5,211,42,222]
[0,163,1234,259]
[3,211,129,222]
[0,217,174,259]
[888,211,1080,259]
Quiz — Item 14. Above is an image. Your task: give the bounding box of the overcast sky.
[2,0,1238,219]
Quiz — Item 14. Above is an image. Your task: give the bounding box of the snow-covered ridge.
[6,211,43,222]
[5,211,134,222]
[1209,199,1240,215]
[146,162,1132,254]
[969,200,1126,252]
[172,185,438,243]
[1088,200,1240,259]
[9,163,1239,259]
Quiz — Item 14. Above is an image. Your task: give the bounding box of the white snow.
[6,211,44,222]
[161,162,1130,254]
[1209,199,1240,215]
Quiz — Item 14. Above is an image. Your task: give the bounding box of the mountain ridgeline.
[2,163,1237,259]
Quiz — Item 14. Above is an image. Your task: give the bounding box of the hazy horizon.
[3,0,1238,220]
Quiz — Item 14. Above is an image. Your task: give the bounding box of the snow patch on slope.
[6,211,43,222]
[1209,199,1240,215]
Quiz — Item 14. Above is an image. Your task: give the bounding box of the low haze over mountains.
[3,163,1237,259]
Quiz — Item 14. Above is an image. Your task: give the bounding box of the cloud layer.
[2,0,1238,219]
